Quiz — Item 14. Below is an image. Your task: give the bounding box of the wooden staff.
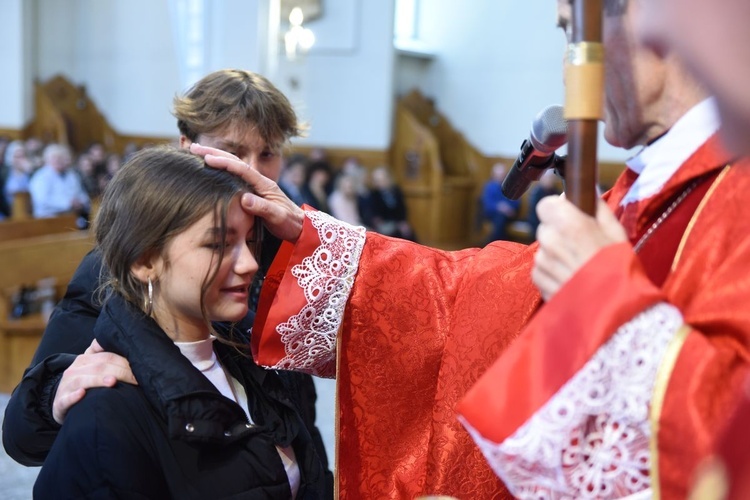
[564,0,603,215]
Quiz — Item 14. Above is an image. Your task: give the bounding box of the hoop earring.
[145,277,154,316]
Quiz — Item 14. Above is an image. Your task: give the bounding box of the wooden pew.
[11,191,32,221]
[0,231,94,392]
[0,214,81,242]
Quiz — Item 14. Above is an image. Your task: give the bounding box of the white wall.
[403,0,632,161]
[32,0,394,148]
[35,0,265,137]
[205,0,265,73]
[36,0,181,136]
[272,0,396,150]
[0,0,35,129]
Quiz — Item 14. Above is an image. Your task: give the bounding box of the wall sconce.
[284,7,315,61]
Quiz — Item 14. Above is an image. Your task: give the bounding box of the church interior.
[0,1,632,497]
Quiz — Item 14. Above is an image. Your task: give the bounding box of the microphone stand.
[565,0,603,215]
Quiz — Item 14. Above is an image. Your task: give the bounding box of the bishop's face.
[636,0,750,155]
[556,0,669,149]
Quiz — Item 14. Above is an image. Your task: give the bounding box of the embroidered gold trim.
[672,165,731,271]
[334,322,343,500]
[649,323,692,499]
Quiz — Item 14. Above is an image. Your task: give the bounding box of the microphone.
[501,105,568,199]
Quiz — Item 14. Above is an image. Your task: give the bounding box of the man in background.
[29,143,89,219]
[481,162,521,243]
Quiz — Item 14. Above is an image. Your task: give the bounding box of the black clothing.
[0,163,11,218]
[363,187,409,226]
[279,183,308,209]
[300,186,330,213]
[526,184,561,238]
[34,294,326,498]
[252,231,332,486]
[3,245,333,496]
[362,186,416,241]
[2,251,105,466]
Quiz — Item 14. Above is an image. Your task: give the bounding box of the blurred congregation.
[0,99,575,249]
[1,131,568,243]
[0,137,131,223]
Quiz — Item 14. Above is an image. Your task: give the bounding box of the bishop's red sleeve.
[252,209,367,378]
[458,237,750,499]
[251,207,537,498]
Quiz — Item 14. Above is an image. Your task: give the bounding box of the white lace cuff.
[461,303,684,499]
[269,210,366,378]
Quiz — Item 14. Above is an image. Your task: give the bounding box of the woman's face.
[149,196,259,341]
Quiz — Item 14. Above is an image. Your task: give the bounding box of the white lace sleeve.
[460,303,685,499]
[269,210,366,378]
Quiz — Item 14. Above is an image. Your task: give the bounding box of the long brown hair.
[94,146,261,337]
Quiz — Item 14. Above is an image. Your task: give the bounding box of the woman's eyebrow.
[203,227,238,237]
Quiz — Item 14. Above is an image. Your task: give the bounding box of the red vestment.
[459,135,750,499]
[255,213,536,498]
[254,127,750,496]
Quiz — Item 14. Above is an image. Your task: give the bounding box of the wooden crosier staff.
[564,0,603,215]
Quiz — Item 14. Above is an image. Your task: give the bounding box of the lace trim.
[270,210,367,378]
[462,303,684,499]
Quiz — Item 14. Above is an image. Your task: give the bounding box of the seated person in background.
[340,156,368,197]
[481,161,521,243]
[278,153,309,206]
[93,152,124,194]
[85,141,108,174]
[328,172,366,226]
[301,160,333,213]
[29,143,90,219]
[0,136,10,171]
[308,147,329,163]
[0,137,11,218]
[122,141,141,161]
[526,168,562,238]
[73,154,101,200]
[24,137,46,171]
[74,154,100,200]
[362,165,416,241]
[3,140,33,216]
[33,147,327,498]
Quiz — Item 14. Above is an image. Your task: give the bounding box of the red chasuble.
[694,381,750,499]
[254,211,537,499]
[458,135,750,499]
[254,134,750,499]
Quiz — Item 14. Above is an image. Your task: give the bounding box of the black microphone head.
[529,105,567,154]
